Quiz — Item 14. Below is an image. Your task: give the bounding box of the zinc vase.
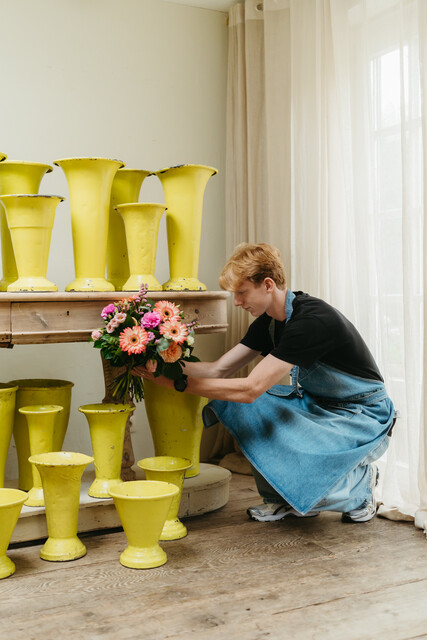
[53,157,124,291]
[28,451,94,561]
[10,379,74,492]
[0,488,28,578]
[78,403,135,498]
[19,404,63,507]
[0,383,18,488]
[107,168,151,290]
[143,379,208,478]
[0,160,53,291]
[137,456,191,540]
[154,164,217,291]
[109,480,179,569]
[116,202,166,291]
[0,195,63,292]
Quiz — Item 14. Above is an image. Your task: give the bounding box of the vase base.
[25,487,44,507]
[88,477,123,499]
[120,544,167,569]
[122,275,162,291]
[66,277,115,292]
[40,536,87,562]
[0,277,18,291]
[7,277,57,292]
[160,518,187,541]
[0,555,16,579]
[162,277,207,291]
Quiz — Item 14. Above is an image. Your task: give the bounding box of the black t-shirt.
[240,291,383,381]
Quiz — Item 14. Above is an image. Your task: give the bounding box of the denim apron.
[203,292,395,514]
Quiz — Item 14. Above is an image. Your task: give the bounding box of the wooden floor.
[2,473,427,640]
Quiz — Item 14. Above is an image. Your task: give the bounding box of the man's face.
[233,280,269,317]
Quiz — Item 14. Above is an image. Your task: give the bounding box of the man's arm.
[182,343,260,378]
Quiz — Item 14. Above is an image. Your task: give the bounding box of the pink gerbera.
[153,300,181,321]
[159,319,189,344]
[119,326,149,355]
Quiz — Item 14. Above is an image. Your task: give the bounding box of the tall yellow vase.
[0,384,18,488]
[78,403,135,498]
[116,202,166,291]
[28,451,94,561]
[143,379,208,478]
[109,480,179,569]
[107,168,151,290]
[0,161,52,291]
[19,404,63,507]
[154,164,217,291]
[53,157,124,291]
[0,488,27,578]
[137,456,191,540]
[9,379,74,492]
[0,195,63,292]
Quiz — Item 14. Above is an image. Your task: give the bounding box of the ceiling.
[164,0,241,11]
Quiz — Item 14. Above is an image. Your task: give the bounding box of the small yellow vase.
[0,384,18,488]
[10,379,74,492]
[78,403,135,498]
[137,456,191,540]
[154,164,217,291]
[143,379,208,478]
[116,202,166,291]
[0,161,53,291]
[0,488,27,578]
[28,451,94,562]
[107,168,151,290]
[0,194,63,292]
[54,157,124,291]
[109,480,179,569]
[19,404,63,507]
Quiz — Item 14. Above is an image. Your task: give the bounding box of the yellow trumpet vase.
[0,195,63,292]
[109,480,179,569]
[0,161,53,291]
[78,403,135,498]
[143,379,208,478]
[9,379,74,492]
[0,488,27,578]
[137,456,191,540]
[116,202,166,291]
[107,168,151,290]
[19,404,63,507]
[0,384,18,488]
[54,157,124,291]
[28,452,94,562]
[154,164,217,291]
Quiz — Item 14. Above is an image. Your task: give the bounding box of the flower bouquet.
[90,285,199,402]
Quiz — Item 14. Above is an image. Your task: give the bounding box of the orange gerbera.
[153,300,181,321]
[119,326,149,355]
[159,342,182,363]
[159,319,189,344]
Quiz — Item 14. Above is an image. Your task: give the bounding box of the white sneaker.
[342,464,379,523]
[247,502,320,522]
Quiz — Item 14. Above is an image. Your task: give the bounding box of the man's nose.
[234,294,242,306]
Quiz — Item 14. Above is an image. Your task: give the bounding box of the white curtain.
[226,0,427,531]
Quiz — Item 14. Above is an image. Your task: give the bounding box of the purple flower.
[101,304,116,320]
[147,331,155,342]
[141,311,162,329]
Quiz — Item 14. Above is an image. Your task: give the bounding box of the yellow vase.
[78,403,135,498]
[116,202,166,291]
[143,379,207,478]
[53,157,124,291]
[0,194,63,292]
[0,488,27,578]
[109,480,179,569]
[137,456,191,540]
[9,379,74,492]
[28,451,94,561]
[154,164,217,291]
[107,168,151,290]
[0,161,53,291]
[0,384,18,488]
[19,404,63,507]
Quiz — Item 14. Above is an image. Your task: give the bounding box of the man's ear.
[264,277,275,292]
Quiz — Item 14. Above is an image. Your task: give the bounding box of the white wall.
[1,0,228,479]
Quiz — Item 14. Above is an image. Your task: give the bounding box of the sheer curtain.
[226,0,427,531]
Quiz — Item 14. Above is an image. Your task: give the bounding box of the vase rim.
[53,157,125,168]
[109,479,179,500]
[0,160,53,173]
[8,379,74,389]
[116,168,152,174]
[28,451,94,467]
[154,163,218,176]
[137,456,192,472]
[78,403,135,414]
[18,404,64,415]
[115,202,167,210]
[0,383,18,392]
[0,488,28,507]
[0,194,64,201]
